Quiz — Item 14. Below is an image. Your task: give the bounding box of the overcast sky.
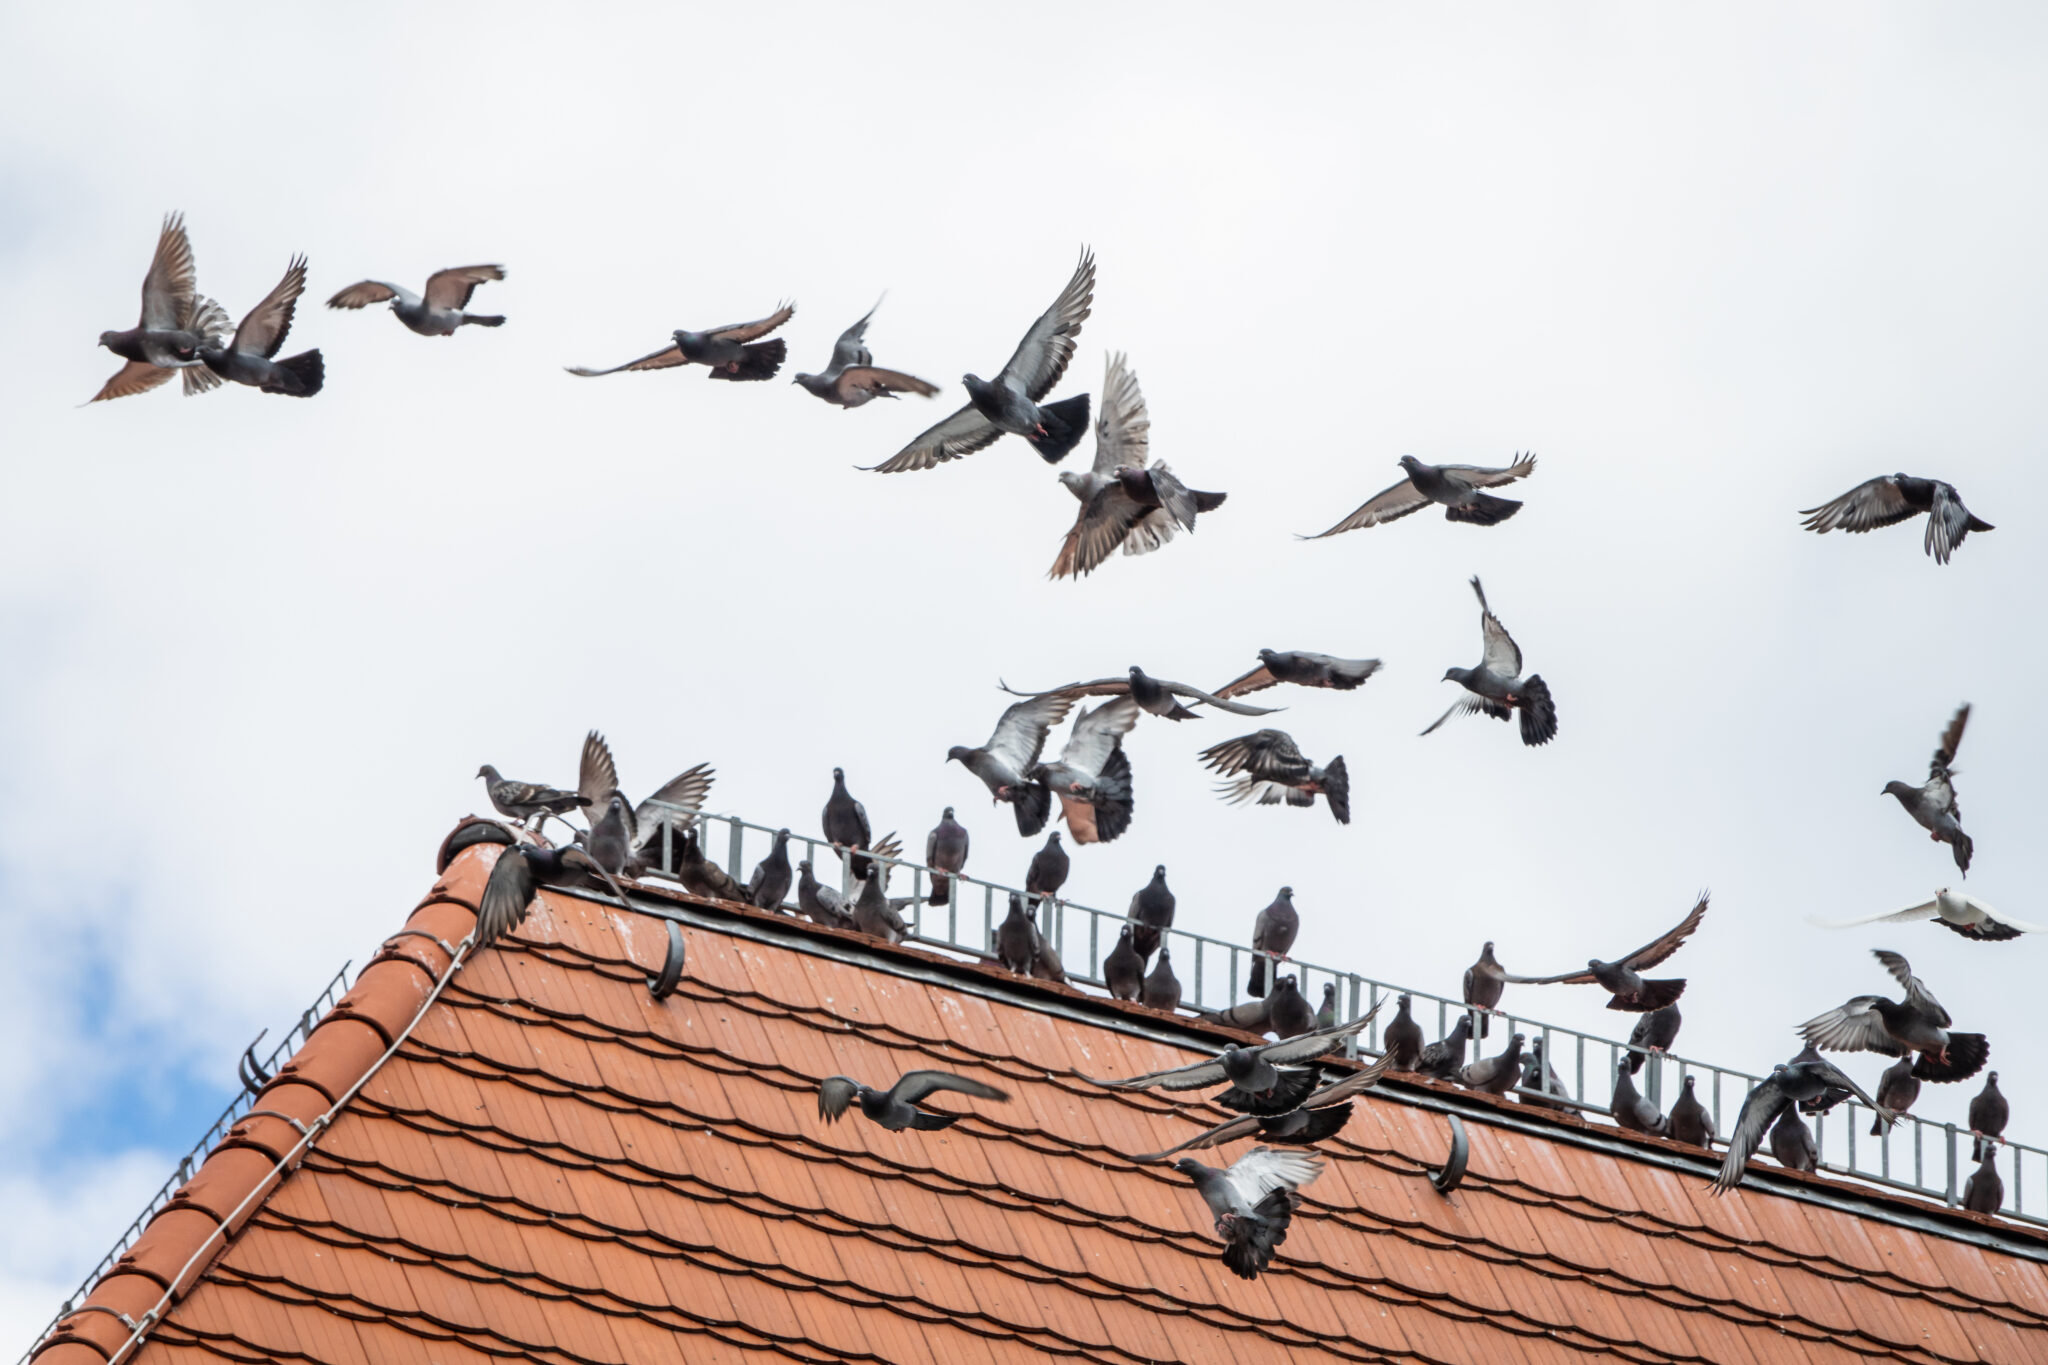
[6,2,2048,1341]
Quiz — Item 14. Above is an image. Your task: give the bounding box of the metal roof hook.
[238,1029,272,1098]
[646,920,687,1001]
[1427,1113,1470,1195]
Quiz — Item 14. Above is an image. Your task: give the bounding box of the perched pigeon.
[1025,831,1069,907]
[327,264,504,335]
[1034,696,1140,844]
[792,298,938,407]
[1518,1039,1571,1111]
[1049,353,1224,579]
[994,893,1038,975]
[475,837,633,948]
[1810,887,2041,942]
[1214,650,1383,700]
[947,694,1075,837]
[199,255,324,397]
[1970,1072,2009,1161]
[1799,948,1989,1082]
[1610,1059,1668,1136]
[1458,1033,1527,1096]
[1626,1004,1684,1074]
[1248,887,1299,997]
[822,767,875,879]
[1128,865,1176,958]
[1712,1053,1890,1193]
[573,731,716,875]
[925,808,970,906]
[1462,942,1510,1038]
[817,1070,1008,1132]
[1308,453,1538,537]
[1143,947,1182,1011]
[747,829,794,911]
[1004,667,1281,720]
[1173,1146,1324,1280]
[1103,924,1145,1001]
[1770,1108,1819,1175]
[1314,983,1338,1031]
[567,303,793,380]
[1492,893,1709,1012]
[675,829,749,903]
[1667,1076,1716,1148]
[1963,1147,2004,1215]
[1029,916,1068,984]
[1882,705,1974,876]
[1089,1015,1375,1115]
[91,212,229,402]
[584,794,635,883]
[1199,730,1350,824]
[796,859,854,930]
[851,866,910,943]
[867,250,1094,472]
[477,764,589,829]
[1381,994,1424,1071]
[1423,576,1557,746]
[1799,474,1993,565]
[1871,1056,1922,1135]
[1265,975,1316,1039]
[1415,1015,1472,1082]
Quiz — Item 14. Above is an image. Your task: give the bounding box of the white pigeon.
[1808,888,2044,943]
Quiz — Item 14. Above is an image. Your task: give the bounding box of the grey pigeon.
[674,829,748,903]
[1034,697,1140,844]
[477,764,589,829]
[1786,1044,1858,1118]
[1462,941,1510,1039]
[867,250,1094,472]
[1963,1148,2004,1215]
[925,808,970,906]
[796,859,854,930]
[817,1069,1008,1132]
[1798,948,1989,1082]
[584,794,634,883]
[1134,1103,1357,1163]
[328,264,504,335]
[1142,947,1182,1011]
[475,836,633,949]
[1493,893,1708,1013]
[1769,1108,1819,1175]
[792,298,938,407]
[1800,474,1993,565]
[1308,453,1537,537]
[822,767,875,879]
[1381,994,1424,1071]
[1248,887,1299,997]
[1214,650,1382,700]
[567,303,793,381]
[1626,1004,1683,1074]
[747,829,794,911]
[1025,831,1069,907]
[1264,975,1315,1040]
[851,866,909,944]
[572,731,716,875]
[947,694,1075,837]
[91,212,229,402]
[1871,1056,1921,1135]
[1199,730,1350,824]
[1004,667,1282,720]
[1314,983,1338,1031]
[1027,900,1068,983]
[1172,1147,1324,1280]
[994,892,1038,975]
[1103,924,1145,1001]
[1050,352,1224,580]
[1415,1015,1472,1082]
[1090,1014,1376,1116]
[1610,1059,1668,1136]
[1457,1032,1526,1096]
[1882,704,1974,877]
[1712,1053,1890,1194]
[1810,887,2044,942]
[1423,576,1556,746]
[1518,1038,1571,1111]
[199,255,324,396]
[1667,1076,1716,1148]
[1128,865,1176,958]
[1970,1072,2009,1160]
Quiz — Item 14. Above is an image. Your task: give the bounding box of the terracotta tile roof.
[30,832,2048,1365]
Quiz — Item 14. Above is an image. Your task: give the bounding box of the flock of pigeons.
[93,213,2024,1269]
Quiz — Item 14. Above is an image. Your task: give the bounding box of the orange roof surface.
[30,833,2048,1365]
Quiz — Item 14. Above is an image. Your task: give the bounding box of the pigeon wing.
[1089,351,1150,476]
[1470,576,1525,677]
[1157,677,1283,717]
[1438,452,1537,488]
[865,402,1003,472]
[475,845,537,948]
[326,280,407,309]
[88,359,176,404]
[1419,694,1510,736]
[817,1076,861,1121]
[1223,1146,1324,1204]
[1808,899,1940,930]
[1304,478,1432,537]
[1874,949,1949,1025]
[1958,895,2048,934]
[888,1070,1009,1108]
[422,264,505,312]
[140,213,199,331]
[1618,892,1709,970]
[827,302,877,372]
[1050,481,1148,580]
[1926,483,1970,563]
[1057,697,1142,777]
[998,248,1094,401]
[634,763,716,849]
[1799,996,1907,1055]
[1119,505,1182,558]
[985,693,1077,772]
[835,365,939,400]
[1087,1056,1232,1091]
[1215,663,1280,699]
[706,302,794,343]
[1128,1115,1263,1162]
[1711,1074,1793,1193]
[1799,475,1918,534]
[566,342,688,377]
[1200,730,1311,783]
[1932,703,1969,772]
[578,730,621,817]
[232,255,308,359]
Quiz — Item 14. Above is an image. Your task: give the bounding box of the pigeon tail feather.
[1321,755,1351,825]
[1912,1033,1989,1083]
[1030,393,1091,463]
[266,348,325,397]
[1248,956,1270,998]
[710,338,787,381]
[1517,676,1558,746]
[1011,780,1053,837]
[1221,1188,1298,1280]
[1089,745,1136,844]
[1193,488,1228,514]
[907,1109,964,1131]
[1444,491,1522,525]
[928,872,951,907]
[462,314,506,328]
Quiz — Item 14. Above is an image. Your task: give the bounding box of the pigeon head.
[797,860,812,874]
[792,371,829,395]
[1278,886,1293,898]
[961,373,995,406]
[1153,864,1168,878]
[671,328,703,347]
[832,766,847,782]
[1881,780,1917,800]
[1046,832,1062,848]
[945,745,973,765]
[1170,1157,1203,1177]
[1398,455,1424,475]
[1258,648,1279,663]
[476,765,498,781]
[1443,666,1472,684]
[941,806,955,819]
[1157,947,1171,963]
[97,330,119,350]
[1117,924,1132,943]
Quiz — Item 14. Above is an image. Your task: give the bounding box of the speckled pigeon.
[1248,887,1298,997]
[328,264,504,335]
[477,764,589,829]
[1173,1146,1324,1280]
[567,302,792,380]
[1314,984,1338,1031]
[747,829,794,911]
[1799,948,1989,1082]
[995,893,1038,975]
[1308,453,1536,537]
[1770,1108,1819,1175]
[1800,474,1992,565]
[1882,705,1974,876]
[1004,667,1281,720]
[1494,893,1708,1012]
[948,694,1074,837]
[1519,1039,1571,1111]
[817,1070,1008,1131]
[1128,865,1175,958]
[674,829,748,903]
[793,298,938,407]
[796,859,853,930]
[199,255,323,396]
[1214,650,1382,700]
[1264,975,1316,1039]
[1462,942,1510,1038]
[1423,576,1556,746]
[1610,1059,1668,1136]
[925,808,969,906]
[851,866,910,943]
[1199,729,1350,824]
[1970,1072,2008,1160]
[1415,1015,1472,1082]
[1458,1033,1526,1096]
[91,212,229,402]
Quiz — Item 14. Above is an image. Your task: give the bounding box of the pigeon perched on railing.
[1810,887,2041,941]
[1199,729,1350,824]
[1871,1056,1921,1134]
[792,298,938,407]
[1025,831,1069,908]
[199,255,324,397]
[1381,994,1424,1071]
[1667,1076,1716,1148]
[747,829,794,911]
[477,764,589,829]
[1128,865,1175,958]
[1970,1073,2009,1160]
[1248,888,1298,997]
[567,303,793,380]
[91,212,228,402]
[1003,666,1281,720]
[1458,1033,1526,1096]
[1798,948,1989,1082]
[822,766,875,878]
[1034,696,1140,844]
[1213,650,1382,700]
[1143,948,1182,1011]
[1881,705,1975,877]
[1489,893,1708,1012]
[328,264,504,335]
[1711,1052,1891,1194]
[817,1070,1009,1132]
[925,808,969,906]
[1799,473,1993,565]
[1423,576,1556,746]
[1462,942,1509,1038]
[867,249,1094,471]
[1173,1146,1324,1280]
[1103,924,1145,1000]
[1964,1147,2004,1214]
[948,694,1075,837]
[1626,1003,1683,1073]
[1610,1058,1668,1136]
[1307,453,1537,537]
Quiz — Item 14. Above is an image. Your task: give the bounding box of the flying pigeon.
[1809,887,2040,942]
[1970,1072,2009,1160]
[327,264,504,335]
[1214,650,1382,700]
[851,866,911,943]
[1307,453,1537,538]
[91,212,229,402]
[674,829,749,903]
[925,808,969,906]
[866,250,1094,472]
[1462,942,1509,1038]
[1799,474,1993,565]
[573,731,716,874]
[1871,1056,1921,1135]
[817,1070,1008,1132]
[477,764,589,829]
[198,255,324,396]
[796,859,854,930]
[1798,948,1990,1082]
[1415,1015,1472,1082]
[1173,1146,1324,1280]
[1666,1076,1715,1148]
[1457,1032,1526,1096]
[1033,696,1140,844]
[1088,1014,1375,1115]
[1128,865,1175,958]
[567,303,793,381]
[1963,1147,2003,1215]
[1003,667,1282,720]
[1248,887,1299,997]
[1381,994,1424,1071]
[1025,831,1069,907]
[792,298,938,407]
[1882,704,1975,876]
[1142,947,1182,1011]
[1770,1108,1819,1175]
[1711,1052,1892,1193]
[475,836,633,948]
[1626,1003,1683,1074]
[822,767,875,879]
[1610,1058,1668,1136]
[947,693,1075,837]
[1103,924,1145,1001]
[994,893,1038,975]
[1518,1039,1572,1111]
[1199,730,1350,824]
[1490,893,1709,1012]
[747,829,794,911]
[1134,1103,1357,1164]
[1423,576,1557,746]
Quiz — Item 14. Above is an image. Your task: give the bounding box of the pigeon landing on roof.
[91,212,229,402]
[477,764,589,830]
[1173,1146,1323,1280]
[1089,1013,1376,1115]
[792,298,938,407]
[328,264,504,335]
[1882,705,1975,876]
[1799,948,1989,1082]
[1810,887,2041,942]
[1458,1033,1526,1096]
[1248,887,1299,997]
[199,255,324,396]
[1495,893,1708,1012]
[1667,1077,1716,1148]
[1626,1004,1683,1074]
[1003,667,1282,720]
[817,1070,1009,1132]
[822,767,875,879]
[1381,994,1424,1071]
[947,694,1074,837]
[867,250,1094,471]
[1143,947,1182,1011]
[1307,453,1537,538]
[747,829,794,911]
[1025,831,1069,907]
[1799,474,1993,565]
[1964,1148,2004,1215]
[567,302,794,381]
[1423,576,1557,746]
[1199,730,1350,825]
[924,808,969,906]
[1128,865,1175,958]
[1970,1072,2009,1160]
[1610,1059,1668,1136]
[795,859,854,930]
[1871,1056,1922,1135]
[474,835,635,949]
[1033,696,1140,844]
[1711,1052,1892,1194]
[1213,650,1382,700]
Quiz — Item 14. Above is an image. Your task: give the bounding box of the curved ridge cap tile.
[420,842,497,914]
[325,960,440,1049]
[30,1271,163,1361]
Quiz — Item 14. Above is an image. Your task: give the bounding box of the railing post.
[728,820,744,879]
[1945,1124,1959,1206]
